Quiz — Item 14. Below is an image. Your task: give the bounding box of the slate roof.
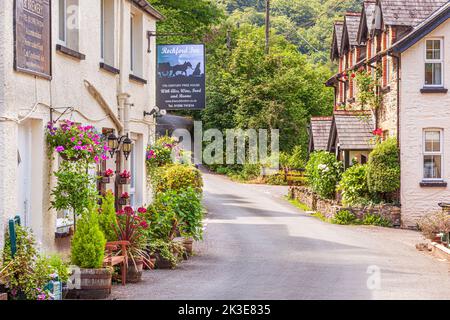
[364,1,377,30]
[345,13,363,47]
[331,22,344,60]
[335,23,344,53]
[380,0,448,27]
[329,113,375,150]
[310,117,333,151]
[132,0,165,20]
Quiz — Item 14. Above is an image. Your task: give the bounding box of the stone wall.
[289,186,402,227]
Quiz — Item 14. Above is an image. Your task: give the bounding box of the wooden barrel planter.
[66,268,112,300]
[127,259,144,283]
[118,177,131,185]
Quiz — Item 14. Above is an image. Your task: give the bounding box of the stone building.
[0,0,163,251]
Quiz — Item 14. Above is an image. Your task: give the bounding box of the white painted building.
[393,4,450,227]
[0,0,163,252]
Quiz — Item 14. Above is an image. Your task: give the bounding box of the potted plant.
[68,203,110,300]
[113,206,151,283]
[118,170,131,185]
[100,169,114,184]
[118,192,130,206]
[46,120,109,164]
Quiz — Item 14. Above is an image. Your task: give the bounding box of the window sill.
[99,62,120,75]
[56,44,86,60]
[129,74,147,85]
[420,181,447,188]
[420,87,448,94]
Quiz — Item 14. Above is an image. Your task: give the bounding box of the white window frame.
[100,0,105,60]
[129,141,137,208]
[423,129,444,181]
[58,0,67,45]
[424,38,444,87]
[130,14,135,73]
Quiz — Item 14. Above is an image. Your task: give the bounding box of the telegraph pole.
[265,0,270,54]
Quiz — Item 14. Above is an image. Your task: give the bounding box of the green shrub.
[362,214,392,227]
[147,239,185,269]
[306,151,343,199]
[332,210,358,225]
[288,146,306,169]
[0,226,57,300]
[367,138,400,197]
[71,203,106,269]
[98,190,118,242]
[157,164,203,193]
[264,174,288,186]
[338,164,370,206]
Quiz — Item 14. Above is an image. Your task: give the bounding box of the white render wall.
[0,0,158,252]
[400,20,450,228]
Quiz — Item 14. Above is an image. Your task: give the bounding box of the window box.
[118,177,131,185]
[420,181,447,188]
[420,87,448,94]
[129,74,147,84]
[99,62,120,75]
[56,44,86,60]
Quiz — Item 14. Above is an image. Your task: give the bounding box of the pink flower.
[138,207,147,214]
[101,154,108,161]
[139,221,149,229]
[121,192,130,199]
[70,137,76,142]
[55,146,65,153]
[116,209,125,216]
[94,155,100,163]
[124,206,134,216]
[103,145,110,152]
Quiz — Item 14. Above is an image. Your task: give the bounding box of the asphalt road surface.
[112,172,450,300]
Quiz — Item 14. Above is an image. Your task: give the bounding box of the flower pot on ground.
[126,257,144,283]
[69,203,110,300]
[113,206,152,281]
[182,238,194,256]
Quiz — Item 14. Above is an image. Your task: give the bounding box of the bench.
[283,168,306,186]
[103,241,130,286]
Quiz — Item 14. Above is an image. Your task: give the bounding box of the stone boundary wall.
[289,186,401,227]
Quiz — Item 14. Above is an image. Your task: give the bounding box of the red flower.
[116,209,125,216]
[373,128,383,137]
[121,192,130,199]
[351,73,356,78]
[120,170,131,179]
[139,221,149,229]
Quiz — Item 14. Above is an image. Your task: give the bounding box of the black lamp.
[107,133,133,160]
[122,136,133,160]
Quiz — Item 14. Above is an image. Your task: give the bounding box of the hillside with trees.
[148,0,359,171]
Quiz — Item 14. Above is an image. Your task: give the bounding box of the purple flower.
[94,155,100,163]
[101,154,108,161]
[73,146,82,151]
[55,146,65,153]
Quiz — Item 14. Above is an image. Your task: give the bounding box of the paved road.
[112,172,450,300]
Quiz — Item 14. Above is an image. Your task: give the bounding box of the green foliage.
[355,69,382,110]
[264,173,288,186]
[338,164,370,206]
[147,239,185,269]
[331,210,358,225]
[157,164,203,193]
[99,190,118,242]
[367,138,400,197]
[287,146,306,169]
[286,196,312,212]
[361,214,392,228]
[51,161,98,217]
[148,0,224,44]
[147,188,204,241]
[306,151,343,199]
[0,226,61,300]
[71,203,106,269]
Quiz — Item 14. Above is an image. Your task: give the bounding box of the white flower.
[318,164,329,172]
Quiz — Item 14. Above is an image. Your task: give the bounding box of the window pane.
[425,63,442,85]
[424,155,442,179]
[59,0,66,41]
[426,40,441,60]
[425,131,441,152]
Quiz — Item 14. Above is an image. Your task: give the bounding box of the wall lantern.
[107,133,133,160]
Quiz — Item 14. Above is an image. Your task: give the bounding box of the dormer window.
[425,39,443,87]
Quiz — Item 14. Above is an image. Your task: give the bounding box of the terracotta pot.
[66,268,112,300]
[127,258,144,283]
[154,252,176,269]
[118,177,131,185]
[182,238,194,256]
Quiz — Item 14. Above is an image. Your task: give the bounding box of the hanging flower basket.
[118,197,129,206]
[100,176,111,184]
[46,120,110,164]
[99,169,114,184]
[118,170,131,185]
